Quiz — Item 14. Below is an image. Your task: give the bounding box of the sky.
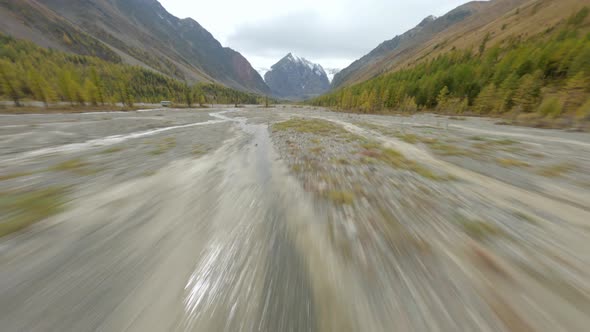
[159,0,472,70]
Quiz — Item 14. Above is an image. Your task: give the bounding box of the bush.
[576,98,590,120]
[568,7,589,26]
[537,97,564,118]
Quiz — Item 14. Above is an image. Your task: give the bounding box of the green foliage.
[537,97,564,118]
[310,15,590,119]
[0,58,23,106]
[568,7,589,26]
[0,33,261,106]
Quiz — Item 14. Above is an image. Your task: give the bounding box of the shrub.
[537,97,564,118]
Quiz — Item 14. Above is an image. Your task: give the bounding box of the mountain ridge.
[264,53,330,100]
[332,0,528,89]
[0,0,270,94]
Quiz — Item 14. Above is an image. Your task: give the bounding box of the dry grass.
[536,162,576,177]
[513,211,539,225]
[51,158,98,175]
[458,217,504,241]
[191,144,208,156]
[355,122,398,135]
[0,104,149,114]
[0,171,36,181]
[360,144,447,181]
[101,146,124,154]
[428,141,469,156]
[496,158,530,168]
[273,118,348,136]
[310,146,323,154]
[325,190,355,205]
[0,187,66,237]
[150,137,177,155]
[398,133,420,144]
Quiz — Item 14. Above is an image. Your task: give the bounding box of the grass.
[0,171,36,181]
[142,170,158,177]
[0,187,66,237]
[272,118,348,136]
[428,141,469,156]
[51,158,98,175]
[101,146,124,154]
[474,139,517,147]
[397,133,419,144]
[325,190,355,205]
[514,211,539,225]
[332,158,351,165]
[496,158,530,168]
[191,144,208,156]
[536,162,576,177]
[457,217,504,241]
[360,144,447,181]
[0,104,150,114]
[150,137,177,155]
[310,146,323,154]
[360,140,382,150]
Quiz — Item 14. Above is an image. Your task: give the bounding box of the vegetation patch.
[457,217,505,241]
[496,158,530,168]
[360,144,447,181]
[191,144,208,156]
[355,122,398,136]
[101,146,124,154]
[0,187,66,237]
[272,118,348,136]
[325,190,355,205]
[0,171,36,181]
[427,141,469,156]
[51,158,98,175]
[513,211,539,225]
[397,133,420,144]
[150,137,177,155]
[536,162,576,177]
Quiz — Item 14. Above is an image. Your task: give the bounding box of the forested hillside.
[0,34,262,107]
[311,6,590,123]
[0,0,270,94]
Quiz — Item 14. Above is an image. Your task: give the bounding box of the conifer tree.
[0,59,23,106]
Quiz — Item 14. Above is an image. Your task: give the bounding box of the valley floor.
[0,106,589,331]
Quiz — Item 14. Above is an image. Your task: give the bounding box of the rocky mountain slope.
[332,0,528,89]
[264,53,330,100]
[0,0,270,94]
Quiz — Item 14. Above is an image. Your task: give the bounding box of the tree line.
[0,33,265,108]
[310,8,590,120]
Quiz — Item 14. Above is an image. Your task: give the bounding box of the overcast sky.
[159,0,471,70]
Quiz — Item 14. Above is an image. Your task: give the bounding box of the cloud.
[162,0,472,68]
[228,10,371,59]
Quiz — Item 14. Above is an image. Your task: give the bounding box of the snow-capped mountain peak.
[325,68,341,83]
[264,53,331,99]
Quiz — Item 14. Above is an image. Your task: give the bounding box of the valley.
[1,0,590,330]
[1,106,589,331]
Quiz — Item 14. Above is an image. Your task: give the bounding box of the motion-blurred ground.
[1,106,589,331]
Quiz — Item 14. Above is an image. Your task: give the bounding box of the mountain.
[312,0,590,122]
[332,0,528,89]
[0,0,270,94]
[325,68,341,83]
[256,67,271,79]
[264,53,330,100]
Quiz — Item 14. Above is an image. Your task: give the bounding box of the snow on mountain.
[324,68,341,83]
[256,67,270,79]
[265,53,331,100]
